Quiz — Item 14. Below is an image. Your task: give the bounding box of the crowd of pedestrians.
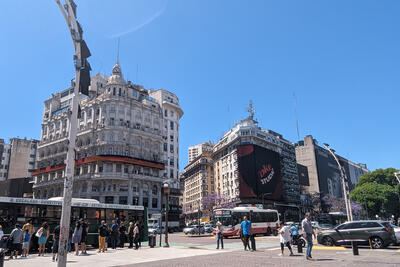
[0,218,142,262]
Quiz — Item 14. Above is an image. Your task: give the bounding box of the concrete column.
[138,181,143,206]
[157,184,161,210]
[148,183,153,209]
[86,180,92,198]
[128,179,133,205]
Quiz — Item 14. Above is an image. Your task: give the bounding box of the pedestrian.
[133,222,140,250]
[302,212,315,260]
[111,220,119,249]
[240,216,252,251]
[21,229,30,258]
[98,220,108,253]
[52,224,60,262]
[127,222,134,248]
[72,221,82,256]
[9,224,23,259]
[68,225,73,252]
[80,219,88,254]
[278,221,294,256]
[216,221,224,249]
[119,221,126,248]
[22,219,34,255]
[290,223,300,244]
[37,221,50,256]
[0,225,3,240]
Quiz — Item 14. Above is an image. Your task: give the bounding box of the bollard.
[0,249,4,267]
[352,241,359,255]
[297,243,303,253]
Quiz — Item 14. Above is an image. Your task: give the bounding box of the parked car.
[311,221,320,229]
[183,225,205,235]
[319,223,334,230]
[204,224,214,233]
[390,224,400,244]
[317,220,396,249]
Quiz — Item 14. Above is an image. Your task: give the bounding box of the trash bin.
[149,235,156,248]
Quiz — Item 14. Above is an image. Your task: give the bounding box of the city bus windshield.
[214,210,233,227]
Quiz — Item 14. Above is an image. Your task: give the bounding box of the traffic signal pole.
[54,1,91,266]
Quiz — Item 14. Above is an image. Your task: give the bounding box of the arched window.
[152,185,158,195]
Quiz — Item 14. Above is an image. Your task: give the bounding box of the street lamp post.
[54,1,91,266]
[323,143,353,222]
[163,183,169,247]
[198,199,201,236]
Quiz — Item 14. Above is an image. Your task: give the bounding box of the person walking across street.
[72,221,83,256]
[22,219,34,255]
[216,221,224,249]
[97,221,107,253]
[9,224,23,259]
[290,223,300,244]
[21,229,30,258]
[52,224,60,262]
[302,212,315,260]
[111,220,119,249]
[127,222,134,248]
[133,222,140,250]
[278,221,294,256]
[37,222,50,256]
[240,216,252,251]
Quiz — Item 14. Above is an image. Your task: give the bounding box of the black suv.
[317,220,396,249]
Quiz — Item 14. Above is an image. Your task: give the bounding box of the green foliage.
[350,168,400,219]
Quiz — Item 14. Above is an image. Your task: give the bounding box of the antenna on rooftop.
[293,92,300,141]
[136,64,139,83]
[117,37,120,63]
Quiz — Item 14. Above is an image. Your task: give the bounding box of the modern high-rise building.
[32,63,183,217]
[295,135,369,198]
[188,142,213,164]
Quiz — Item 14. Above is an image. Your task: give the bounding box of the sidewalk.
[4,246,227,267]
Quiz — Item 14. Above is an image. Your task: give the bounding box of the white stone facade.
[32,63,183,216]
[188,142,213,164]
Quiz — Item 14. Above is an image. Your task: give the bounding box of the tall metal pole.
[164,183,169,247]
[54,1,89,266]
[323,144,353,221]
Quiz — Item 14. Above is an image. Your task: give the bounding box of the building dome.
[107,61,125,85]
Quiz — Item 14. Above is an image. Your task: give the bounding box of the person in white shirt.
[216,221,224,249]
[278,221,294,256]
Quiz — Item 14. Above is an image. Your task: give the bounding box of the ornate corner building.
[32,63,183,216]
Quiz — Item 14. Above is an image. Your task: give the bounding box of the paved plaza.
[3,234,399,267]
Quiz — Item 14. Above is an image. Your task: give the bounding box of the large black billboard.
[237,144,282,201]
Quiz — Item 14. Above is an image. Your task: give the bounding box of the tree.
[350,168,400,219]
[322,194,362,216]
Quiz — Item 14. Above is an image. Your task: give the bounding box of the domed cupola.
[107,61,125,85]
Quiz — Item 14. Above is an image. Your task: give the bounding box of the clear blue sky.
[1,0,399,172]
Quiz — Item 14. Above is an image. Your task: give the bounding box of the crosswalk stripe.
[266,247,281,250]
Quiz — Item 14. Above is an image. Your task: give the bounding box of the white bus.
[213,207,280,237]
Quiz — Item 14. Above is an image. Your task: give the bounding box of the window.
[118,88,121,96]
[170,121,174,130]
[109,118,115,126]
[152,185,158,195]
[163,143,168,152]
[105,196,114,204]
[143,197,149,207]
[120,119,124,126]
[170,159,174,166]
[170,144,174,153]
[164,109,168,117]
[113,87,116,95]
[124,166,129,173]
[170,135,174,142]
[119,196,128,204]
[98,164,103,173]
[132,197,139,205]
[152,198,158,209]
